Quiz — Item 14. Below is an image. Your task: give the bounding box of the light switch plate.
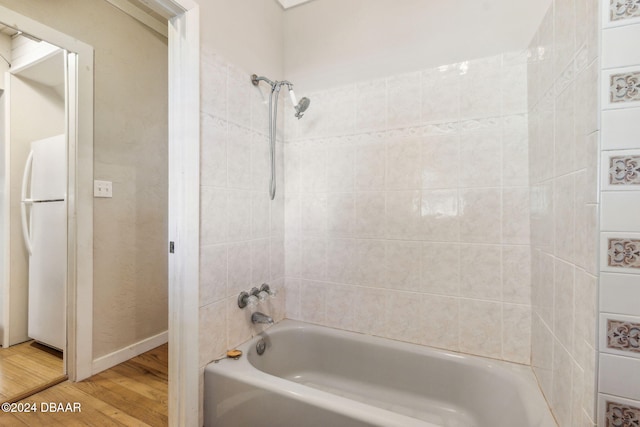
[94,180,113,198]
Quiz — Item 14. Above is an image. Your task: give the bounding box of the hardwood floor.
[0,343,168,426]
[0,341,65,402]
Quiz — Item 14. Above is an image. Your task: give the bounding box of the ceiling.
[0,23,20,37]
[16,49,65,88]
[277,0,315,9]
[125,0,169,21]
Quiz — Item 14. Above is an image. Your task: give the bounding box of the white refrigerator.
[21,134,66,351]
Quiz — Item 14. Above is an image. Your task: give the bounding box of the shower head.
[287,86,311,119]
[294,97,310,119]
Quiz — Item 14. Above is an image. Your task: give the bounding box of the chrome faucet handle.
[258,283,277,301]
[239,285,276,308]
[237,291,258,309]
[260,283,277,297]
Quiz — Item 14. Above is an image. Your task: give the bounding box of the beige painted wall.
[8,76,64,345]
[196,0,284,79]
[284,0,553,91]
[0,0,168,359]
[0,33,9,89]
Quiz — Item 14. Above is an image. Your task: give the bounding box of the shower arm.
[251,74,275,89]
[251,74,293,92]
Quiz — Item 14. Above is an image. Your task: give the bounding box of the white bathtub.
[204,320,556,427]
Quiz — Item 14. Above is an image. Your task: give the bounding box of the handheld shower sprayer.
[251,74,311,200]
[295,97,311,119]
[287,87,311,119]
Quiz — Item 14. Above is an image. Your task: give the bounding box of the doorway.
[0,4,94,400]
[0,30,68,400]
[1,2,194,424]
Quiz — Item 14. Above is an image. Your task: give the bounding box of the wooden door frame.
[144,1,200,426]
[2,3,201,425]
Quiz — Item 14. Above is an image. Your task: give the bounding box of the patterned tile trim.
[611,72,640,103]
[605,400,640,427]
[607,319,640,353]
[610,0,640,22]
[610,156,640,185]
[608,239,640,269]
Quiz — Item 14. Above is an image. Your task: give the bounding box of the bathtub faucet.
[251,312,274,325]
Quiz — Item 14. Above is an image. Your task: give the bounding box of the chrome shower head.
[287,86,310,119]
[294,97,310,119]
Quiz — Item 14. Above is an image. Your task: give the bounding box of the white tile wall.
[284,50,531,365]
[599,353,640,400]
[602,24,640,68]
[193,4,619,426]
[529,0,600,425]
[388,72,421,129]
[601,107,640,150]
[421,66,460,124]
[601,192,640,231]
[600,272,640,315]
[599,1,640,423]
[551,340,574,427]
[199,51,286,370]
[458,299,502,359]
[532,314,554,402]
[422,295,459,351]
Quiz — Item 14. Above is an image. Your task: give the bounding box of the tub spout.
[251,312,274,325]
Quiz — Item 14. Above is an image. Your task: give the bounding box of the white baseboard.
[91,330,168,375]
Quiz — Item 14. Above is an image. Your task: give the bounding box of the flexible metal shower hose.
[268,86,280,201]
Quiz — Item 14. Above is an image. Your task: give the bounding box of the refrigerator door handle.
[21,149,34,256]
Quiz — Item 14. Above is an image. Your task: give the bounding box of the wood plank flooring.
[0,343,168,426]
[0,341,64,402]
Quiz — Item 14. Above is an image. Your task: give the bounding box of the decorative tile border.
[600,2,640,417]
[604,0,640,28]
[610,155,640,185]
[603,67,640,109]
[608,238,640,269]
[608,319,640,354]
[599,313,640,361]
[605,400,640,427]
[600,395,640,427]
[602,234,640,274]
[611,72,640,104]
[602,150,640,191]
[610,0,640,22]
